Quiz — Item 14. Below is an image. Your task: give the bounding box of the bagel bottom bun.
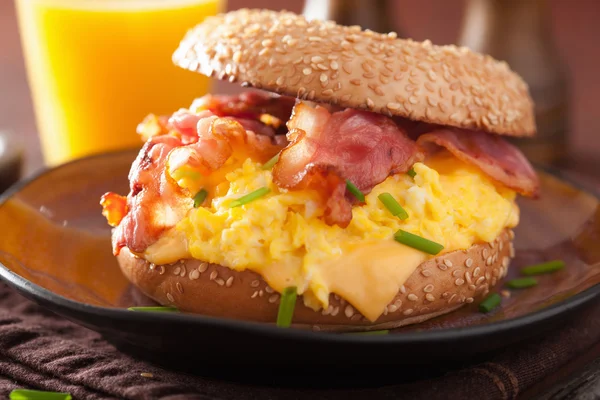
[118,229,514,331]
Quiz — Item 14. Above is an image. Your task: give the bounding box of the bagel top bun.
[172,8,536,137]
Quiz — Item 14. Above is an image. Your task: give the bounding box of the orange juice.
[15,0,224,166]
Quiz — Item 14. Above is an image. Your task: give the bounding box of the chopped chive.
[346,179,365,202]
[378,193,409,219]
[394,229,444,255]
[479,293,502,313]
[127,306,179,312]
[9,389,72,400]
[407,168,416,178]
[229,187,271,208]
[276,286,297,328]
[521,260,565,276]
[262,152,280,170]
[506,277,538,289]
[193,188,208,208]
[346,330,389,336]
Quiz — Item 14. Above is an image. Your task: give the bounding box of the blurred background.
[1,0,599,179]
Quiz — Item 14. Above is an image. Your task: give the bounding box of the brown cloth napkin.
[0,281,598,400]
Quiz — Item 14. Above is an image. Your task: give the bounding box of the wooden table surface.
[1,0,599,398]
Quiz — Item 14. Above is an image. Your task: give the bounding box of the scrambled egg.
[145,151,518,321]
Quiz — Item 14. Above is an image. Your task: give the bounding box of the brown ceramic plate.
[0,150,599,369]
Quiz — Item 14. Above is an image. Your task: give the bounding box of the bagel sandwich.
[101,9,539,331]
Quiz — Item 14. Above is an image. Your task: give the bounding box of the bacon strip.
[108,135,192,255]
[417,129,540,197]
[167,116,284,176]
[190,91,296,127]
[104,113,286,255]
[273,102,423,227]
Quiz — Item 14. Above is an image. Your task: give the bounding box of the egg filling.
[144,151,519,321]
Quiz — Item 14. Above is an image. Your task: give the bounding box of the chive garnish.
[407,168,416,178]
[262,152,280,170]
[479,293,502,313]
[394,230,444,255]
[276,286,297,328]
[193,188,208,208]
[521,260,565,276]
[506,277,538,289]
[346,179,365,202]
[127,306,179,312]
[9,389,72,400]
[378,193,408,219]
[229,187,271,208]
[346,330,389,336]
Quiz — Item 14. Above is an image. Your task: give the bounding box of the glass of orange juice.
[15,0,225,166]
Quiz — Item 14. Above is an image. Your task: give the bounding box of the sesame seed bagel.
[172,9,535,137]
[117,229,514,331]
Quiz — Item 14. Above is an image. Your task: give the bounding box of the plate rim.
[0,149,599,344]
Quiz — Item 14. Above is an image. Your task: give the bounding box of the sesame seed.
[331,306,340,316]
[250,280,260,288]
[473,267,481,277]
[438,263,448,271]
[350,79,361,86]
[330,61,339,70]
[465,272,472,284]
[455,278,465,286]
[425,294,435,302]
[444,259,453,268]
[166,293,174,303]
[448,294,457,304]
[486,256,493,266]
[403,309,414,316]
[388,304,398,312]
[311,55,324,63]
[476,276,485,285]
[190,270,200,280]
[215,278,225,286]
[302,67,312,75]
[465,258,473,268]
[180,266,186,277]
[469,284,476,291]
[483,248,489,259]
[400,285,407,294]
[259,290,264,297]
[383,306,389,315]
[176,282,184,294]
[265,286,274,294]
[320,73,328,83]
[251,291,258,299]
[174,267,181,275]
[261,39,274,47]
[344,305,354,318]
[268,294,279,304]
[452,270,462,278]
[423,284,434,293]
[209,271,218,280]
[226,277,234,287]
[158,266,165,275]
[140,372,154,378]
[322,89,334,96]
[421,269,432,277]
[366,98,375,109]
[442,292,450,298]
[509,243,515,258]
[407,294,418,301]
